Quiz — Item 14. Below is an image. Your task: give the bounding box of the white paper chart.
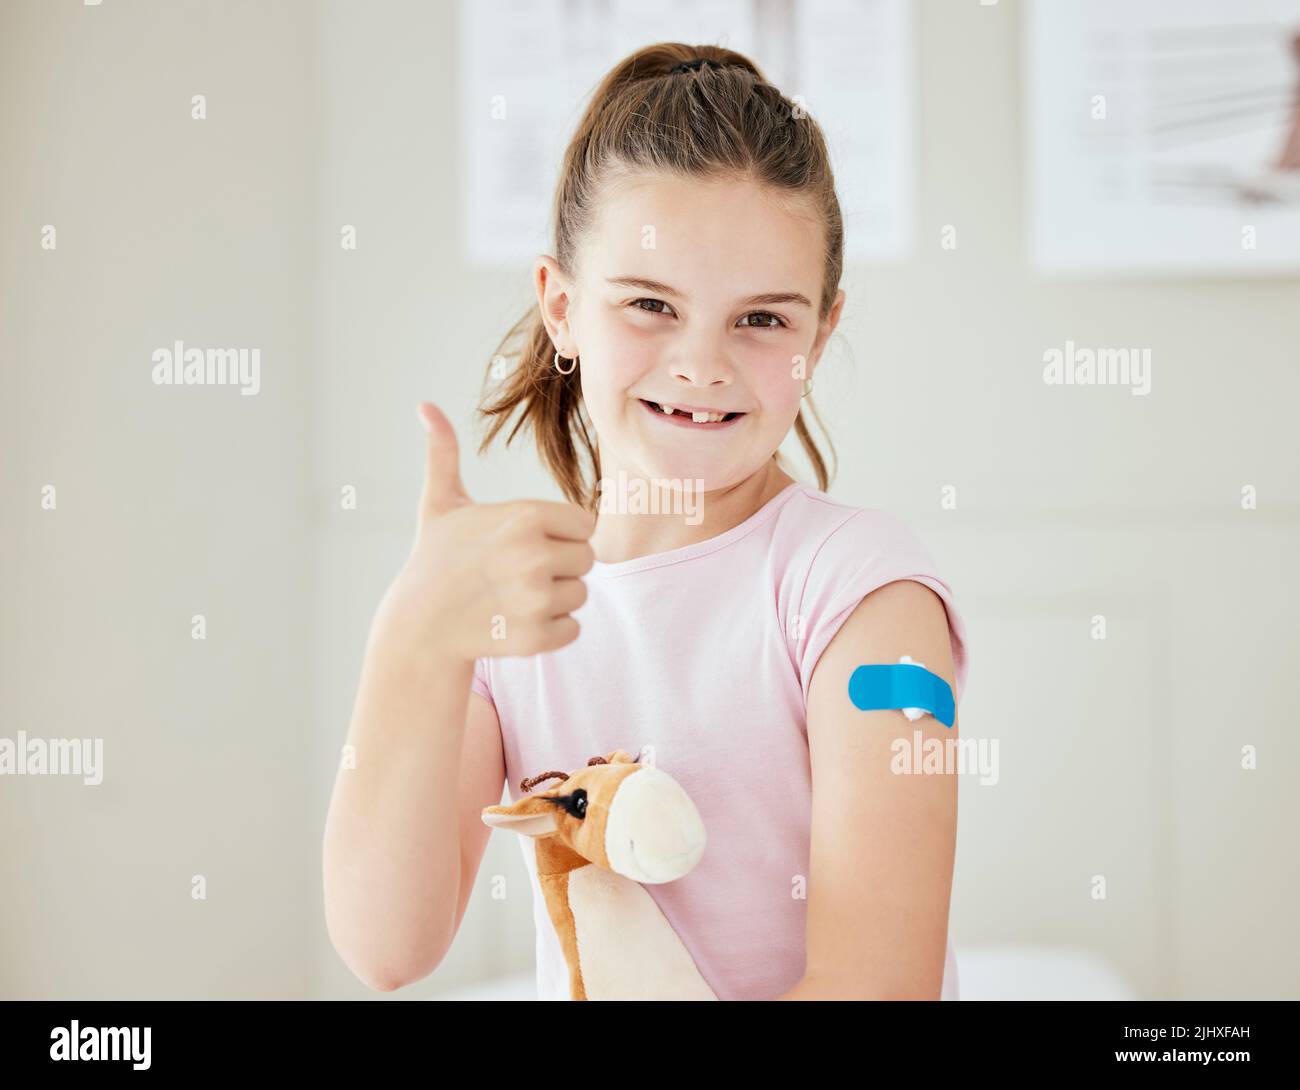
[456,0,916,266]
[1026,0,1300,277]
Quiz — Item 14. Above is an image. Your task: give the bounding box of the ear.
[481,796,560,838]
[604,749,639,764]
[807,287,846,378]
[534,254,576,356]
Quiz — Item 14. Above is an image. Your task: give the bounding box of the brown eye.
[631,298,674,316]
[740,311,784,329]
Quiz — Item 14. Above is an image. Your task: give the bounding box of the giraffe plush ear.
[481,796,560,838]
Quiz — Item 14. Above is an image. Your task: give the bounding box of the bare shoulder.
[812,579,955,696]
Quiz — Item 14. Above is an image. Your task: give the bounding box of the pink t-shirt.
[471,480,969,1000]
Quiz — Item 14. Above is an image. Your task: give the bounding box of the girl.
[324,42,969,1001]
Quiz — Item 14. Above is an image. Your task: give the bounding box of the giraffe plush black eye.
[564,789,588,819]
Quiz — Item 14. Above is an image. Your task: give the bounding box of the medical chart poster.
[456,0,916,266]
[1025,0,1300,278]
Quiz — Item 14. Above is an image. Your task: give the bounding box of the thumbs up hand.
[376,401,597,663]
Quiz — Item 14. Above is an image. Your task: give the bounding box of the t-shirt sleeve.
[471,656,495,708]
[790,509,970,708]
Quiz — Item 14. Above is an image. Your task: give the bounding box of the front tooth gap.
[654,402,724,422]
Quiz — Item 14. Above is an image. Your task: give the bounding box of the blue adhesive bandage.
[847,659,955,728]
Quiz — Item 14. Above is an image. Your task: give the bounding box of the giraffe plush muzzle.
[603,766,705,883]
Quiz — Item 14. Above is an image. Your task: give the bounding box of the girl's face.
[536,172,844,491]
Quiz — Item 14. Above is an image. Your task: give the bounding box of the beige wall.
[3,0,1296,1000]
[0,0,319,997]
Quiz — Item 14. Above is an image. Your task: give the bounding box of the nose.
[603,768,707,884]
[669,330,734,391]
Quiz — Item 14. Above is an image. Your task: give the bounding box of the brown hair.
[475,42,843,511]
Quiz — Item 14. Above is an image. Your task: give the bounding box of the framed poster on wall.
[1026,0,1300,277]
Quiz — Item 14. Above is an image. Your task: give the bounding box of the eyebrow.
[605,276,813,309]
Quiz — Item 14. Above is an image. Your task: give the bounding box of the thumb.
[416,401,472,521]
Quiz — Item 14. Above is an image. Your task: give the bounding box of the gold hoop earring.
[800,377,813,398]
[554,351,578,375]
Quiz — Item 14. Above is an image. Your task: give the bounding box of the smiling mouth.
[638,399,745,427]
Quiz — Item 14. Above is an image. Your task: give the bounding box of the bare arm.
[322,600,480,992]
[451,691,507,939]
[322,401,591,992]
[774,578,959,1000]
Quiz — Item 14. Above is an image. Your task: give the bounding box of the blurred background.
[2,0,1297,1000]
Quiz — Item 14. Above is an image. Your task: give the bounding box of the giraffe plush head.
[481,748,706,884]
[481,748,715,998]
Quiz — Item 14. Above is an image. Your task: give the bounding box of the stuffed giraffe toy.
[481,748,717,1000]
